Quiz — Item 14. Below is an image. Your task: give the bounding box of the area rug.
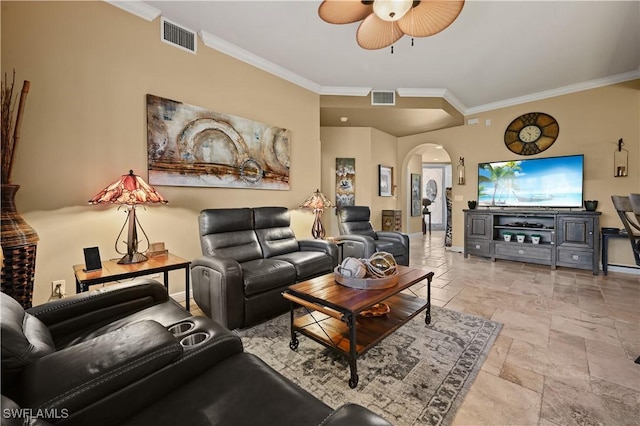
[236,306,502,426]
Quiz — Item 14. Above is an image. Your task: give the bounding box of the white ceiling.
[113,1,640,135]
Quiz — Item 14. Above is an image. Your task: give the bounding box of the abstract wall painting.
[335,158,355,209]
[146,94,290,189]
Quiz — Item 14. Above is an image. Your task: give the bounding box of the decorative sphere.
[338,257,367,278]
[366,252,397,277]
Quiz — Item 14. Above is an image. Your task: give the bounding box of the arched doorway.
[401,143,453,243]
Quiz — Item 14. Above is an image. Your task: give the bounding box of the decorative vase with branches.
[1,70,39,308]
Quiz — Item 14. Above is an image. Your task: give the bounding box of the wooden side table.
[73,253,192,310]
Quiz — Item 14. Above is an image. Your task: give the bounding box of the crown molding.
[465,69,640,115]
[396,88,446,97]
[396,88,466,114]
[198,30,322,94]
[104,0,160,21]
[318,87,372,96]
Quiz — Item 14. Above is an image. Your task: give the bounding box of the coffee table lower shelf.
[285,290,431,388]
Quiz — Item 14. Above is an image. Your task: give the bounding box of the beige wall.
[2,1,320,304]
[399,80,640,266]
[320,127,400,237]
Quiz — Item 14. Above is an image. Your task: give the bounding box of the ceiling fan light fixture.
[373,0,413,22]
[318,0,465,51]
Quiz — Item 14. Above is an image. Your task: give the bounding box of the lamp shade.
[300,189,335,212]
[89,170,167,205]
[88,170,167,265]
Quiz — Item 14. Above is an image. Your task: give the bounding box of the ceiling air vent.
[371,90,396,106]
[161,17,197,54]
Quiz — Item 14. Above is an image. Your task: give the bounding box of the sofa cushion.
[200,208,263,263]
[55,300,194,349]
[254,207,300,257]
[240,258,296,296]
[120,352,334,426]
[272,251,334,281]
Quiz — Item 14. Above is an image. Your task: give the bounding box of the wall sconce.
[614,138,628,177]
[457,157,466,185]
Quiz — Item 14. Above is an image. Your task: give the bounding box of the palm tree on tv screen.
[479,161,522,206]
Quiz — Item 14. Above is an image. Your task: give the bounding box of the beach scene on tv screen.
[478,156,583,207]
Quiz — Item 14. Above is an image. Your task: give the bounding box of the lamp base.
[117,252,148,265]
[311,211,326,240]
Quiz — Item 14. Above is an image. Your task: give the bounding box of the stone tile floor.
[186,231,640,425]
[408,232,640,426]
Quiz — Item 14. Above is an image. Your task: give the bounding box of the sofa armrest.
[377,231,409,248]
[320,403,392,426]
[27,280,170,339]
[335,235,377,259]
[191,256,244,330]
[18,320,182,417]
[299,239,339,267]
[65,315,243,426]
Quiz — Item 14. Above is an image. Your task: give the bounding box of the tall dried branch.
[1,70,30,184]
[1,70,17,183]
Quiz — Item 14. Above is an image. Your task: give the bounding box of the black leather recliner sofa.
[192,207,338,330]
[336,206,410,266]
[0,280,390,426]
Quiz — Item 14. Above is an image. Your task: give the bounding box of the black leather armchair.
[1,281,391,426]
[192,207,338,330]
[336,206,410,266]
[1,280,242,425]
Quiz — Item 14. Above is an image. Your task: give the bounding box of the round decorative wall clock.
[504,112,559,155]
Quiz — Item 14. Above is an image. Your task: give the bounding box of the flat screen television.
[477,154,584,208]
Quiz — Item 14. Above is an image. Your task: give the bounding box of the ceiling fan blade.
[356,14,405,50]
[318,0,373,24]
[398,0,465,37]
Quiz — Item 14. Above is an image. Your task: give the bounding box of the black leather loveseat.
[0,280,390,426]
[192,207,338,330]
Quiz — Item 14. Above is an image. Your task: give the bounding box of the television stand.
[464,209,601,275]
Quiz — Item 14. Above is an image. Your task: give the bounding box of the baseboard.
[604,264,640,276]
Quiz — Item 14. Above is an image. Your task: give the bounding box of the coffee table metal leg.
[425,275,432,324]
[289,302,299,350]
[346,313,359,388]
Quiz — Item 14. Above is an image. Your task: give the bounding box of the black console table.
[422,210,431,234]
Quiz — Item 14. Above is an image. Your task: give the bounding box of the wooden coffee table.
[282,265,434,388]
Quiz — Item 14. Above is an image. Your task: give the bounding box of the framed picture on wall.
[411,173,421,216]
[336,158,355,209]
[379,165,393,197]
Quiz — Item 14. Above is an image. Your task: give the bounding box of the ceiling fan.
[318,0,465,51]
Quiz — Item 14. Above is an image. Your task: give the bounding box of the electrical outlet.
[52,280,66,296]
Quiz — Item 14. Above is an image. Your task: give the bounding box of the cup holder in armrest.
[168,321,196,336]
[179,332,210,347]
